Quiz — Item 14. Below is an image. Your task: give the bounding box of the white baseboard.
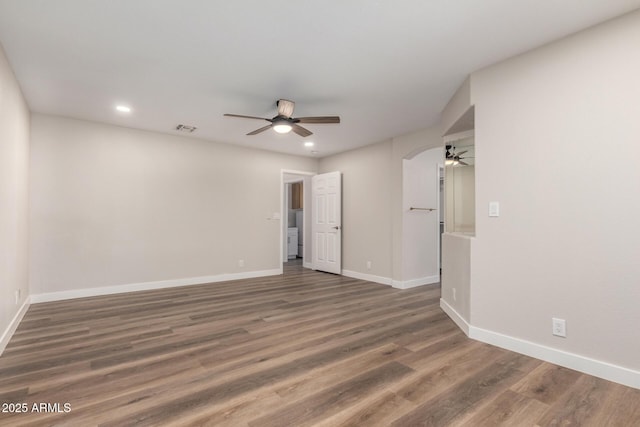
[341,271,440,289]
[469,326,640,390]
[439,299,640,390]
[0,297,30,356]
[303,262,313,269]
[393,275,440,289]
[439,298,470,336]
[30,269,282,304]
[341,269,393,286]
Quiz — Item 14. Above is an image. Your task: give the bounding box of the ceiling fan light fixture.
[272,118,292,134]
[273,123,292,134]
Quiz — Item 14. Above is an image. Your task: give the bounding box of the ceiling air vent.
[175,124,197,133]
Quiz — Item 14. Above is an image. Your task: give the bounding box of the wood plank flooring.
[1,261,639,426]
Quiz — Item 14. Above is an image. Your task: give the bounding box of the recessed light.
[116,105,131,113]
[304,141,314,147]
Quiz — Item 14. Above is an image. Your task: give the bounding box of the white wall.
[0,43,30,352]
[441,77,471,135]
[471,10,640,373]
[447,165,475,233]
[440,233,472,330]
[401,147,442,285]
[29,114,317,297]
[391,127,442,284]
[319,127,442,285]
[319,140,393,280]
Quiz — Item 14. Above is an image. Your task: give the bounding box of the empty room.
[1,1,639,425]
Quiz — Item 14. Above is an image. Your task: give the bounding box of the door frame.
[437,163,444,272]
[280,170,315,271]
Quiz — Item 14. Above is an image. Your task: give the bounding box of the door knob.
[333,226,341,230]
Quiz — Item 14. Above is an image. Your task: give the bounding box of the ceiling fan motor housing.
[276,99,295,118]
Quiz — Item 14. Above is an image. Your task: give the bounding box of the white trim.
[342,269,393,286]
[281,169,316,177]
[284,180,288,263]
[392,275,440,289]
[0,297,31,356]
[341,271,441,290]
[303,262,313,269]
[439,298,470,336]
[469,325,640,390]
[30,269,281,304]
[437,163,443,271]
[440,301,640,390]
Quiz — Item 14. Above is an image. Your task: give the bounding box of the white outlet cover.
[552,317,566,337]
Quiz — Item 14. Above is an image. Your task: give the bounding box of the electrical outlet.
[366,261,372,270]
[552,318,566,337]
[238,259,245,267]
[452,288,457,301]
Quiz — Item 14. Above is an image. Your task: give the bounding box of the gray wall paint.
[391,127,443,282]
[402,147,442,282]
[0,43,30,347]
[442,233,472,323]
[471,10,640,370]
[29,114,317,294]
[319,127,442,283]
[319,140,394,278]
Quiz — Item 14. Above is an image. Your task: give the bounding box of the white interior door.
[312,171,341,274]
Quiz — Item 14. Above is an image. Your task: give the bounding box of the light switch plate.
[489,201,500,217]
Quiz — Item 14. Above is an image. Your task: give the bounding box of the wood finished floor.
[1,261,639,426]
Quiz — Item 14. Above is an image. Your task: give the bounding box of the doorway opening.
[400,147,442,288]
[281,170,314,270]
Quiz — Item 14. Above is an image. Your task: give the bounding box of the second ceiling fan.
[446,145,473,166]
[224,99,340,137]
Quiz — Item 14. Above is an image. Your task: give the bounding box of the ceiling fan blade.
[247,124,273,136]
[296,116,341,124]
[458,160,470,166]
[224,113,270,121]
[277,99,295,118]
[291,124,313,137]
[457,150,468,156]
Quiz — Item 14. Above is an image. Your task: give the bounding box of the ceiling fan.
[445,145,473,166]
[224,99,340,137]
